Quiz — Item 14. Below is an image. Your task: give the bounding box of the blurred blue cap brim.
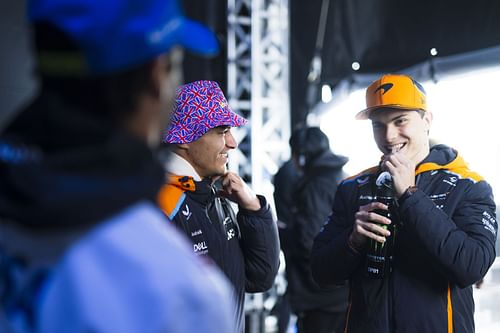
[179,19,220,56]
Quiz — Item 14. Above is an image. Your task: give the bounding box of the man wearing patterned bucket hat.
[0,1,237,332]
[311,74,497,332]
[159,80,280,333]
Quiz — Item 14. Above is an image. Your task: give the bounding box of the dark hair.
[289,126,330,166]
[33,22,156,120]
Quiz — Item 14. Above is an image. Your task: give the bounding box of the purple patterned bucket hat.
[163,80,247,143]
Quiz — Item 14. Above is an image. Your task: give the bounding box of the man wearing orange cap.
[311,74,497,332]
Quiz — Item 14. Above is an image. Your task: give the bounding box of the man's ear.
[424,110,433,131]
[172,142,190,160]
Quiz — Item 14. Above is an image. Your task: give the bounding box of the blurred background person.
[272,157,301,333]
[278,126,349,333]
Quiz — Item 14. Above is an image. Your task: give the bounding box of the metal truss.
[227,0,290,196]
[227,1,290,332]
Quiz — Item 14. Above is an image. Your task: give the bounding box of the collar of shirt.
[166,153,202,181]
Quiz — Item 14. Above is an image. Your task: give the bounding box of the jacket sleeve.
[399,180,497,288]
[237,195,280,292]
[311,181,365,285]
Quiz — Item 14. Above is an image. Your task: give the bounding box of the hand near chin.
[382,152,416,197]
[217,171,261,211]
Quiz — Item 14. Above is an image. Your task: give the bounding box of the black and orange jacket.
[158,175,280,333]
[311,144,497,333]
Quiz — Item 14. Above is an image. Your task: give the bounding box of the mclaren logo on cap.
[374,83,393,95]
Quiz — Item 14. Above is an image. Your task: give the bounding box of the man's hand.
[218,171,261,211]
[381,151,416,197]
[349,202,392,250]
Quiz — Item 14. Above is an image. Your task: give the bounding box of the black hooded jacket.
[281,150,350,313]
[312,145,497,332]
[158,174,280,333]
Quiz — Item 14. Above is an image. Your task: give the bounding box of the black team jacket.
[158,175,280,333]
[311,144,497,333]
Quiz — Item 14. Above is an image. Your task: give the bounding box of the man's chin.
[211,166,227,178]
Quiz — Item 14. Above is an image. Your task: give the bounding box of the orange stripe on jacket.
[416,155,483,182]
[344,166,378,182]
[157,175,197,219]
[447,284,453,333]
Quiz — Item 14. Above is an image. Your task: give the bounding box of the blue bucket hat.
[28,0,220,74]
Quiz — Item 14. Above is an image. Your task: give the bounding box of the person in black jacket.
[311,74,497,332]
[272,158,301,333]
[278,126,349,333]
[158,80,280,333]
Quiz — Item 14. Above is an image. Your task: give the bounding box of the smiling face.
[181,126,238,178]
[370,108,433,165]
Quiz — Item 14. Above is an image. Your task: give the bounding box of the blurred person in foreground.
[0,1,237,332]
[280,126,349,333]
[158,80,280,333]
[311,74,497,332]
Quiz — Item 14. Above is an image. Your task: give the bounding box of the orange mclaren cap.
[356,74,427,120]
